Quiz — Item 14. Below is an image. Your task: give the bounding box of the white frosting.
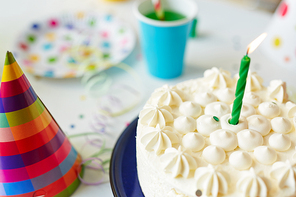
[220,114,248,133]
[182,132,205,152]
[246,71,264,92]
[141,125,179,155]
[216,88,235,103]
[268,80,288,103]
[247,115,271,136]
[204,102,230,118]
[179,101,202,118]
[160,146,197,178]
[237,168,267,197]
[194,164,229,197]
[243,92,261,107]
[174,116,196,134]
[235,71,263,92]
[194,92,217,107]
[139,104,173,128]
[237,129,263,151]
[271,117,292,134]
[152,84,183,106]
[209,129,237,151]
[230,103,256,118]
[286,101,296,118]
[270,160,296,194]
[229,151,252,170]
[269,133,291,151]
[196,115,221,136]
[254,146,277,165]
[258,102,281,119]
[203,67,233,89]
[202,145,226,165]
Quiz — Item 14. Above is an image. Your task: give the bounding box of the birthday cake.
[136,67,296,197]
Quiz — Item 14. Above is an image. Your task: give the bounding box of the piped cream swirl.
[160,146,197,178]
[141,125,179,155]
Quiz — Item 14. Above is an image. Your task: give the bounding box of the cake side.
[136,67,296,197]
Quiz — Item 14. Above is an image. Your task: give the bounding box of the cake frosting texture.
[136,67,296,197]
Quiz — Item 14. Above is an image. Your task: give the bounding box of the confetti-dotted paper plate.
[14,12,136,78]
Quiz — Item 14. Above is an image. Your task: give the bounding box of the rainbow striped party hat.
[0,52,83,197]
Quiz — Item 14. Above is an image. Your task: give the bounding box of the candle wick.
[246,48,249,55]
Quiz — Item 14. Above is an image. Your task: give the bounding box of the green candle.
[229,55,251,125]
[229,33,267,125]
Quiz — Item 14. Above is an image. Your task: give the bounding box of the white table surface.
[0,0,292,196]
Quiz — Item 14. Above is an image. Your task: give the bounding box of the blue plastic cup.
[134,0,198,79]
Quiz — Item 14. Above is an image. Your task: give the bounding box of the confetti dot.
[76,12,85,19]
[102,42,110,48]
[64,35,72,41]
[66,23,74,29]
[213,116,219,122]
[101,31,109,38]
[105,15,112,21]
[273,37,281,48]
[19,43,28,50]
[86,65,96,71]
[285,56,290,62]
[70,124,75,129]
[45,33,56,41]
[103,53,110,59]
[32,23,40,30]
[278,2,288,17]
[44,70,54,77]
[125,122,130,127]
[119,28,125,34]
[195,190,202,196]
[80,95,86,101]
[29,54,39,62]
[48,57,57,63]
[49,19,58,27]
[68,57,76,64]
[43,43,53,50]
[60,46,69,52]
[89,19,96,26]
[63,72,76,78]
[79,114,84,119]
[27,35,36,43]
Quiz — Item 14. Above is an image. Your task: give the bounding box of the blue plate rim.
[109,117,141,197]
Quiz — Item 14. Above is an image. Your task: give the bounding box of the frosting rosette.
[237,129,263,151]
[140,125,179,155]
[286,101,296,118]
[151,84,184,106]
[194,164,229,197]
[243,92,261,107]
[174,116,196,134]
[247,115,271,136]
[235,71,263,92]
[254,146,277,165]
[160,146,197,178]
[258,102,281,119]
[237,168,267,197]
[139,104,174,128]
[270,160,296,194]
[204,102,230,118]
[216,88,235,103]
[202,67,233,89]
[271,117,292,134]
[269,133,291,151]
[182,132,205,152]
[202,145,226,165]
[179,101,202,118]
[268,80,288,103]
[229,151,252,170]
[209,129,237,151]
[220,114,248,133]
[196,115,221,136]
[194,91,217,107]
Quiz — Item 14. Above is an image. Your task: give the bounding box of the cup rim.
[133,0,198,27]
